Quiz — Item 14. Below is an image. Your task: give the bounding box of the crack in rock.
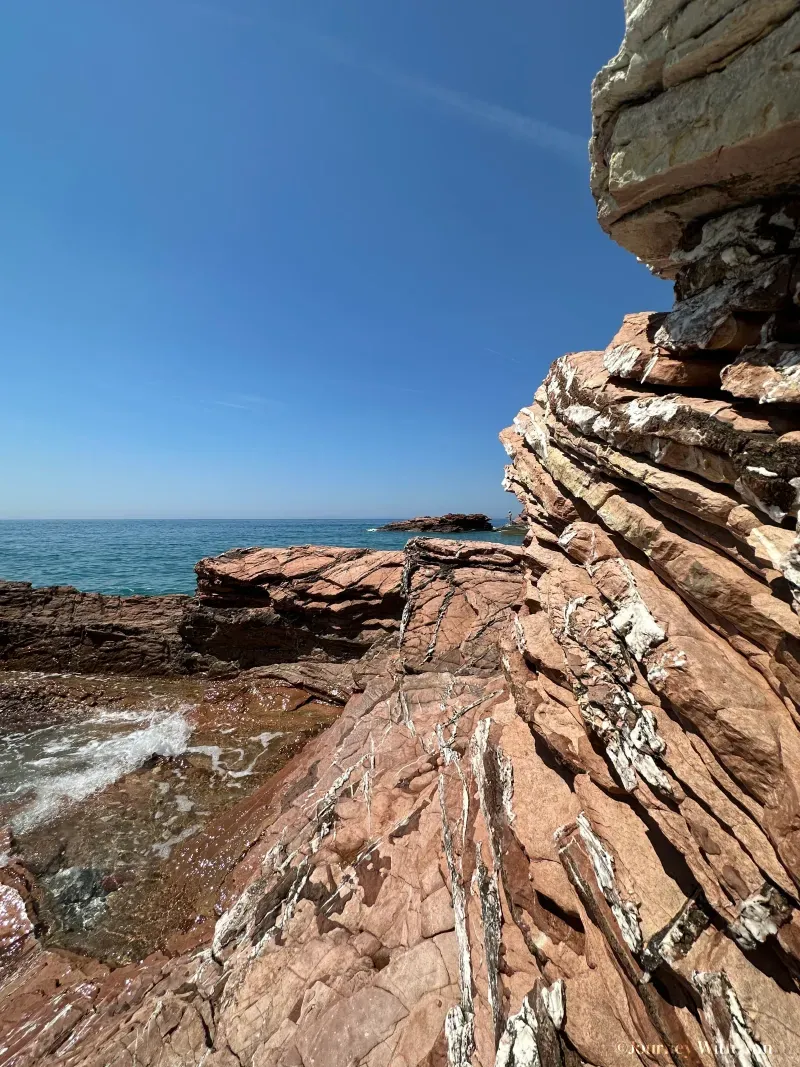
[575,812,644,956]
[439,771,475,1067]
[692,971,773,1067]
[495,981,566,1067]
[727,883,793,951]
[640,891,712,974]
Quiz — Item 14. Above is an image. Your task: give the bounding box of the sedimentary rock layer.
[591,0,800,271]
[0,547,406,675]
[0,542,528,678]
[2,507,799,1065]
[191,546,406,667]
[0,581,193,675]
[494,337,800,1066]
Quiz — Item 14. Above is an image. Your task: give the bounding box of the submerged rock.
[0,669,342,965]
[42,867,108,933]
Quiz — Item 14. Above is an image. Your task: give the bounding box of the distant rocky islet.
[376,512,494,533]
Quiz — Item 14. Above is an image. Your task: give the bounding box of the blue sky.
[1,0,667,519]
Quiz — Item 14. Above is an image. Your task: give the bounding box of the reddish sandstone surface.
[1,506,799,1065]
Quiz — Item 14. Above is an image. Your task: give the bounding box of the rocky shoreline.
[0,545,406,676]
[2,4,800,1066]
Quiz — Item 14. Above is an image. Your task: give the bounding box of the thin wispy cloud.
[485,347,522,366]
[177,3,586,163]
[313,35,586,162]
[230,393,277,406]
[211,399,251,410]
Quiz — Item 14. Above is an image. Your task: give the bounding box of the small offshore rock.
[377,513,494,533]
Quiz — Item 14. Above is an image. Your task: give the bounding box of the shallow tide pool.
[0,671,340,963]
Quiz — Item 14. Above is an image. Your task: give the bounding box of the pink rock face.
[0,546,407,674]
[0,886,33,959]
[721,344,800,405]
[1,490,798,1067]
[192,545,406,663]
[398,539,525,674]
[603,312,728,389]
[195,545,404,603]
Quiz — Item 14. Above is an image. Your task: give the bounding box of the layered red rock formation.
[191,546,405,668]
[3,5,800,1066]
[4,494,797,1067]
[0,547,406,675]
[0,830,39,982]
[0,580,193,675]
[399,538,524,674]
[0,540,532,1066]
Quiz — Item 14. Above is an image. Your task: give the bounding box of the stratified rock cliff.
[591,0,800,276]
[2,5,800,1066]
[191,546,405,667]
[498,4,800,1063]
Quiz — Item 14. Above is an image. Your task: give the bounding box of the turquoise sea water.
[0,519,519,596]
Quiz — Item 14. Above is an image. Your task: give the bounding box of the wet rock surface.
[0,581,194,676]
[0,670,342,966]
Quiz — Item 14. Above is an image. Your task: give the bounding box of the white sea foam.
[6,710,192,834]
[256,731,281,748]
[187,732,282,779]
[151,823,202,859]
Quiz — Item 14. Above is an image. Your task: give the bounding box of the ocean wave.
[9,710,191,833]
